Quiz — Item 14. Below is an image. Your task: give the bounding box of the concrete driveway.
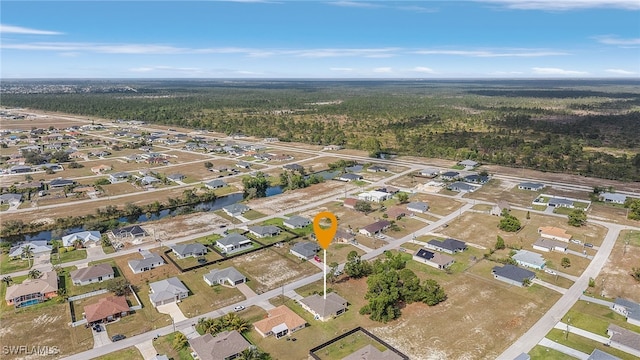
[86,245,105,258]
[156,303,187,322]
[134,339,159,360]
[235,283,257,299]
[91,324,112,348]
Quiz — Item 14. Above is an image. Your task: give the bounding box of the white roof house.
[62,231,101,247]
[600,192,627,204]
[9,241,52,258]
[512,250,546,270]
[357,190,391,203]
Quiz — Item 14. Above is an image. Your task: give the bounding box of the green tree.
[242,172,269,199]
[568,209,587,227]
[561,257,571,268]
[495,235,506,250]
[354,200,372,213]
[28,269,41,279]
[588,277,596,287]
[344,251,372,279]
[107,278,131,296]
[624,198,640,220]
[173,332,188,350]
[21,245,34,268]
[396,192,409,204]
[632,267,640,282]
[522,278,532,287]
[498,214,521,232]
[204,161,213,169]
[2,276,13,286]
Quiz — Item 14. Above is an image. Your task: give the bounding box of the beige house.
[253,305,306,339]
[299,292,348,321]
[538,226,572,242]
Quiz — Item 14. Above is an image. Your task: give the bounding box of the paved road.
[498,222,628,359]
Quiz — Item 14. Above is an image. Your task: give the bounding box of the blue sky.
[1,0,639,78]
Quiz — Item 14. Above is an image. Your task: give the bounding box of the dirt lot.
[466,179,540,207]
[407,193,464,216]
[591,230,640,302]
[249,181,349,216]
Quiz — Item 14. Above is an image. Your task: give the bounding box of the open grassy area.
[243,209,267,220]
[0,253,31,274]
[165,247,223,269]
[313,330,389,360]
[528,345,575,360]
[176,266,245,316]
[546,329,633,360]
[55,248,88,264]
[588,230,640,302]
[325,243,364,265]
[213,210,243,224]
[152,331,193,360]
[562,300,640,335]
[94,346,144,360]
[245,229,298,246]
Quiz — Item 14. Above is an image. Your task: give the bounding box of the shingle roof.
[128,251,164,272]
[5,271,58,302]
[248,225,280,237]
[300,293,347,318]
[253,305,306,336]
[284,216,311,228]
[427,238,466,252]
[512,250,546,268]
[290,241,319,258]
[222,203,250,215]
[549,198,574,206]
[587,349,621,360]
[343,344,404,360]
[62,231,101,247]
[533,238,567,250]
[600,192,627,203]
[84,296,129,323]
[538,226,572,240]
[70,264,114,282]
[414,249,454,266]
[607,324,640,351]
[407,202,429,212]
[189,331,251,360]
[149,277,188,304]
[204,267,246,285]
[217,233,251,247]
[362,220,391,234]
[492,265,535,283]
[170,243,207,257]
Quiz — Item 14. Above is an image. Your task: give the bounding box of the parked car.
[570,239,582,244]
[313,255,322,263]
[544,269,557,275]
[93,324,102,332]
[234,305,245,312]
[584,243,594,248]
[111,334,126,342]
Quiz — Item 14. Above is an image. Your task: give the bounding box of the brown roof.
[84,296,129,323]
[386,207,407,219]
[538,226,572,240]
[362,220,391,234]
[344,198,358,207]
[189,330,251,360]
[336,228,355,241]
[253,305,306,335]
[496,200,510,211]
[5,271,58,302]
[70,264,114,282]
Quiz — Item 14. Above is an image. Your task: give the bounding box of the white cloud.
[593,35,640,46]
[0,24,63,35]
[328,1,383,8]
[373,67,392,73]
[330,67,354,71]
[532,67,588,75]
[412,67,435,73]
[605,69,637,75]
[397,5,438,13]
[291,48,399,58]
[414,49,569,57]
[477,0,640,10]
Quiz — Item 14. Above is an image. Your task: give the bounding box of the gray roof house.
[166,173,185,182]
[463,174,489,184]
[492,265,535,287]
[532,238,568,253]
[587,349,620,360]
[343,345,404,360]
[448,181,479,192]
[425,238,467,254]
[222,203,250,217]
[111,225,147,238]
[612,298,640,327]
[203,267,247,287]
[345,165,364,173]
[189,330,251,360]
[548,197,575,208]
[338,173,363,182]
[204,179,227,189]
[419,168,439,178]
[283,216,311,229]
[149,277,189,307]
[49,178,75,188]
[70,264,114,286]
[518,182,545,191]
[248,225,281,238]
[290,241,320,260]
[600,192,627,204]
[440,171,460,180]
[511,250,546,270]
[299,292,348,321]
[9,241,52,258]
[128,250,165,274]
[458,159,478,168]
[0,193,22,206]
[359,220,391,237]
[170,243,208,259]
[606,324,640,357]
[108,172,130,184]
[216,233,253,254]
[491,200,511,216]
[283,164,304,171]
[413,249,455,270]
[407,201,429,214]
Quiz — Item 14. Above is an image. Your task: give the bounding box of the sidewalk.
[538,337,588,359]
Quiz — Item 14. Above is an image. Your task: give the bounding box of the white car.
[233,305,245,312]
[544,269,557,275]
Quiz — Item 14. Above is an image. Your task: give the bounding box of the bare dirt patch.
[249,181,349,215]
[593,230,640,302]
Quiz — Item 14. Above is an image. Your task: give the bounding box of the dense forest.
[2,79,640,181]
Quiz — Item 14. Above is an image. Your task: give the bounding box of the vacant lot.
[588,202,640,226]
[160,159,236,182]
[94,347,143,360]
[466,179,540,207]
[591,230,640,302]
[407,193,464,216]
[249,181,348,216]
[313,330,392,360]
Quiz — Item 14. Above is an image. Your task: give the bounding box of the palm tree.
[172,332,188,350]
[2,276,13,286]
[28,269,41,279]
[21,245,34,268]
[239,348,272,360]
[72,238,84,250]
[229,317,249,333]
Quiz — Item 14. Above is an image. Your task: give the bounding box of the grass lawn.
[313,330,388,360]
[55,249,88,264]
[60,263,124,296]
[165,248,224,269]
[263,218,314,237]
[528,345,575,360]
[177,266,245,316]
[562,300,640,335]
[325,243,364,265]
[213,210,243,224]
[243,209,267,220]
[153,331,194,360]
[0,253,31,274]
[532,205,548,211]
[546,329,632,360]
[105,283,171,339]
[94,347,144,360]
[194,234,223,246]
[102,244,116,254]
[245,230,298,246]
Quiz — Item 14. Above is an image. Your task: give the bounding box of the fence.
[308,327,409,360]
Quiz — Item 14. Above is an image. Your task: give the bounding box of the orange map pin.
[313,211,337,250]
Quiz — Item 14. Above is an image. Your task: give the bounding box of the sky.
[1,0,639,79]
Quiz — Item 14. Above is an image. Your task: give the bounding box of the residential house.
[538,226,572,242]
[440,171,460,180]
[235,161,251,169]
[83,296,129,324]
[345,165,364,173]
[425,238,467,254]
[5,271,58,307]
[290,241,319,260]
[612,298,640,327]
[248,225,281,238]
[491,200,511,216]
[448,182,479,192]
[216,234,253,254]
[343,345,404,360]
[419,168,439,178]
[359,220,391,237]
[222,204,250,217]
[139,176,161,186]
[413,249,455,270]
[70,264,114,286]
[253,305,306,339]
[49,178,75,188]
[111,225,147,239]
[109,172,130,184]
[283,164,304,171]
[335,229,356,244]
[338,173,363,182]
[492,265,535,287]
[149,277,189,307]
[463,174,489,184]
[407,201,429,214]
[69,151,88,160]
[189,330,251,360]
[323,145,342,151]
[166,174,185,182]
[386,207,408,220]
[283,216,311,229]
[606,324,640,358]
[205,179,227,189]
[518,182,545,191]
[512,250,546,270]
[128,250,165,274]
[8,241,52,258]
[548,197,575,208]
[343,198,358,209]
[358,190,391,203]
[91,164,112,174]
[203,267,247,287]
[458,159,478,168]
[9,165,32,174]
[299,292,348,321]
[587,349,620,360]
[532,238,568,253]
[0,193,22,206]
[600,192,627,204]
[367,165,388,172]
[377,186,399,194]
[170,243,208,259]
[40,163,64,172]
[62,231,101,247]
